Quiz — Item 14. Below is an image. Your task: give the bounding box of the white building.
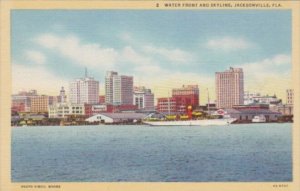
[48,103,85,118]
[85,113,147,124]
[69,74,99,104]
[253,95,281,105]
[244,92,261,105]
[92,105,108,113]
[133,86,155,110]
[105,71,118,104]
[215,67,244,108]
[105,71,133,105]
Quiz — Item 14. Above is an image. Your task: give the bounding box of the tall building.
[286,89,294,105]
[105,71,118,104]
[172,85,199,111]
[216,67,244,108]
[105,71,133,106]
[133,86,155,111]
[69,71,99,104]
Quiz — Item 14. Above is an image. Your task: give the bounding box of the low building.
[271,104,293,116]
[244,92,261,105]
[222,108,281,122]
[197,103,217,114]
[85,113,148,124]
[254,95,281,105]
[17,114,46,126]
[48,103,85,118]
[85,104,109,117]
[233,104,270,110]
[157,97,177,113]
[11,90,38,112]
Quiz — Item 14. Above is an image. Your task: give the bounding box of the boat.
[252,115,266,123]
[143,117,237,126]
[143,113,237,126]
[143,89,237,126]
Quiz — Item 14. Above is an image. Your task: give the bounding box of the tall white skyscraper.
[105,71,133,105]
[105,71,118,104]
[69,71,99,104]
[216,67,244,108]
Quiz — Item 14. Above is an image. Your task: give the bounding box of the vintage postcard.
[0,0,299,191]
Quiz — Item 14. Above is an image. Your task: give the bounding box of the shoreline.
[11,122,293,128]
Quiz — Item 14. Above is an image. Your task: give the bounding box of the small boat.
[252,115,266,123]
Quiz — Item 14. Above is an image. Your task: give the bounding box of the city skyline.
[12,10,292,102]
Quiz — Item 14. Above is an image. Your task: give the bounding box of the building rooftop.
[226,108,281,115]
[98,113,148,120]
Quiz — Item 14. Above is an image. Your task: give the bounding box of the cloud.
[143,45,193,63]
[12,63,68,95]
[34,33,197,75]
[25,50,46,65]
[35,33,118,69]
[119,32,134,43]
[206,37,254,51]
[121,46,152,65]
[235,54,291,96]
[236,54,291,78]
[132,64,215,102]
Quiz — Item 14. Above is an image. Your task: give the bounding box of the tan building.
[286,89,294,105]
[30,95,50,113]
[216,67,244,108]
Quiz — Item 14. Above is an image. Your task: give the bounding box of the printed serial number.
[273,184,289,188]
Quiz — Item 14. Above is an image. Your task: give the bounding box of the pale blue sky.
[12,10,292,102]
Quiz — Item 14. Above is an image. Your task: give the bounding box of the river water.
[12,123,292,182]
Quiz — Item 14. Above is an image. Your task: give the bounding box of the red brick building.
[11,102,25,113]
[99,95,105,104]
[157,97,177,113]
[172,85,199,108]
[84,104,93,117]
[157,85,199,113]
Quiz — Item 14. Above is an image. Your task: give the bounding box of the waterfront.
[12,123,292,182]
